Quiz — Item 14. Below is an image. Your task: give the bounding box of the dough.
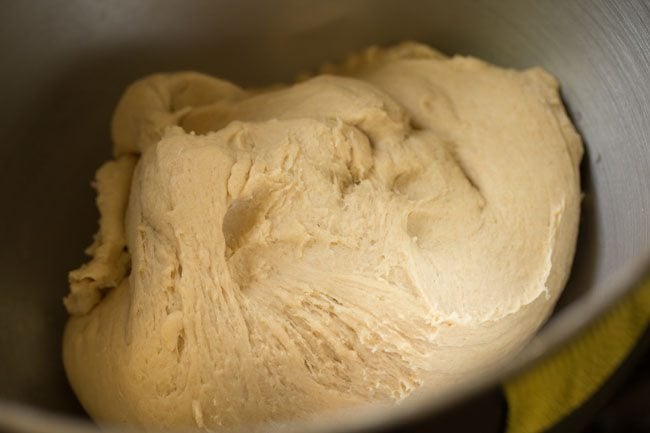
[63,42,582,430]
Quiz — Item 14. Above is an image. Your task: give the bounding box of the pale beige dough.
[63,42,582,431]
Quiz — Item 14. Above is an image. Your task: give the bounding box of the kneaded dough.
[63,42,582,430]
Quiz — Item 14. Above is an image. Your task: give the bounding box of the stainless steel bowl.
[1,1,648,432]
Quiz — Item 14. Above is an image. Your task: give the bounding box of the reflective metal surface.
[1,0,648,432]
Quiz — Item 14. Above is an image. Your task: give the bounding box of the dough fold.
[63,42,582,430]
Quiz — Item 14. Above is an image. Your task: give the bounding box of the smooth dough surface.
[63,42,582,430]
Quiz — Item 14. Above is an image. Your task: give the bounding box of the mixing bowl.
[1,0,648,432]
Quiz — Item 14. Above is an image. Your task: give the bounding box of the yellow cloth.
[505,276,650,433]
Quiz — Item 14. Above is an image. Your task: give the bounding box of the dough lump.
[63,42,582,430]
